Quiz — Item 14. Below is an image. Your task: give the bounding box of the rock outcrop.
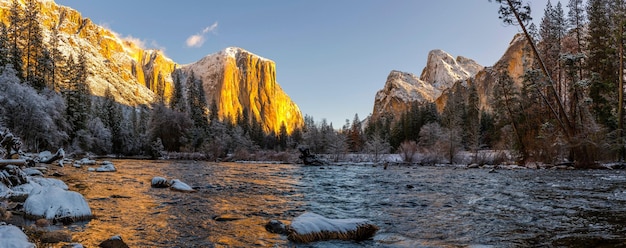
[0,0,303,134]
[0,0,175,106]
[181,47,304,134]
[372,49,482,120]
[372,33,534,121]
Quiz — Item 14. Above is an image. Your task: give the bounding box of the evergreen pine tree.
[587,0,618,129]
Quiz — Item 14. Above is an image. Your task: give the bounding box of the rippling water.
[54,160,626,247]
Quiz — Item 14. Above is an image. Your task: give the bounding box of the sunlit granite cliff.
[181,47,304,134]
[0,0,303,134]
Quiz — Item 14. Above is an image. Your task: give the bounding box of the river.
[53,160,626,247]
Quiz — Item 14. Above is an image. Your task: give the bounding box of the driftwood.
[0,159,27,169]
[298,147,327,166]
[41,148,65,164]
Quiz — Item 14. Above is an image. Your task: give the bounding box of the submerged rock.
[40,230,72,243]
[265,219,288,234]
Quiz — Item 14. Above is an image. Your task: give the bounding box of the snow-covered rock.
[95,161,116,172]
[75,158,96,165]
[23,186,92,221]
[22,168,44,177]
[169,179,194,192]
[288,212,378,243]
[151,176,170,188]
[38,151,52,161]
[0,224,35,248]
[0,183,10,198]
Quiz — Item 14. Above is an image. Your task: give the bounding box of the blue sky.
[55,0,551,127]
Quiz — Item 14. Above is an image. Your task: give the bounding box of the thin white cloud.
[123,35,146,49]
[186,21,218,48]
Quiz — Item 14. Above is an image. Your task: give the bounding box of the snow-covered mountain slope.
[181,47,304,134]
[371,49,483,120]
[0,0,176,106]
[0,0,303,133]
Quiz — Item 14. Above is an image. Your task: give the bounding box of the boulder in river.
[23,185,92,223]
[95,161,116,172]
[150,177,170,188]
[98,235,129,248]
[287,212,378,243]
[169,179,195,192]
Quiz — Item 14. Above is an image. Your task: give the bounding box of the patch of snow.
[38,151,52,161]
[169,179,194,192]
[0,225,35,248]
[0,183,11,198]
[22,168,43,177]
[23,186,92,220]
[75,158,96,165]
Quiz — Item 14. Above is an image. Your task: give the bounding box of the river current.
[55,160,626,247]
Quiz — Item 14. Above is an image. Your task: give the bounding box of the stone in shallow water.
[265,219,288,234]
[40,230,72,243]
[150,176,169,188]
[98,235,129,248]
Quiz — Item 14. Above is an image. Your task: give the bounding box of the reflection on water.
[54,160,626,247]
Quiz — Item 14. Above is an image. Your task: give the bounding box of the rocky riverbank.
[0,152,131,247]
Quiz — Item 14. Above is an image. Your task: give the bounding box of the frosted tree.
[0,64,68,150]
[364,132,390,163]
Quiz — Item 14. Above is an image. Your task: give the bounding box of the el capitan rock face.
[0,0,303,134]
[372,33,534,121]
[181,47,304,134]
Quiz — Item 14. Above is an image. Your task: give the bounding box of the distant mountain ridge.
[372,33,534,121]
[0,0,303,134]
[372,49,483,120]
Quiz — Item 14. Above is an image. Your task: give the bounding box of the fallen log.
[0,159,27,169]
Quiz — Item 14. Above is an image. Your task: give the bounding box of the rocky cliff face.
[0,0,303,134]
[0,0,176,106]
[181,47,304,134]
[371,49,483,120]
[372,33,534,121]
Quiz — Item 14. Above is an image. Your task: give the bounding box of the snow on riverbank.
[0,224,35,248]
